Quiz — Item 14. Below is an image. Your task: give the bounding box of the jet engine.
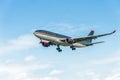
[40,42,50,47]
[66,38,75,44]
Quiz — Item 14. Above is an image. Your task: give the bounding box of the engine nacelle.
[40,42,50,47]
[66,38,75,44]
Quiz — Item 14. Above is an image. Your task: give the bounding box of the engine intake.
[40,42,50,47]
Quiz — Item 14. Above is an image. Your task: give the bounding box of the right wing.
[61,30,116,43]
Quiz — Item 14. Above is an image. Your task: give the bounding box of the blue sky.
[0,0,120,80]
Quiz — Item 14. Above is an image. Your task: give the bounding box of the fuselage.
[33,30,86,48]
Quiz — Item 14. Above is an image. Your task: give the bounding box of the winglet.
[112,30,116,34]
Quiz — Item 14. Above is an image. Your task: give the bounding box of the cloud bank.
[0,34,38,54]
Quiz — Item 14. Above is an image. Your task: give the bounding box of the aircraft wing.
[61,30,116,43]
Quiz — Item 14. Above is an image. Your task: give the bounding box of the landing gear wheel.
[70,46,76,50]
[72,48,76,50]
[56,48,59,50]
[58,49,62,52]
[56,45,62,52]
[56,48,62,52]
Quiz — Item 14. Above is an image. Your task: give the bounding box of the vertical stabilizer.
[80,30,94,44]
[87,30,94,43]
[88,30,94,36]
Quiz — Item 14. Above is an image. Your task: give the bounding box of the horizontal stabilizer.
[85,41,104,46]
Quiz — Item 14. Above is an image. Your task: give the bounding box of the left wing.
[61,30,116,43]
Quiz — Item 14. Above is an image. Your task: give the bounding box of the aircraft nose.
[33,32,37,35]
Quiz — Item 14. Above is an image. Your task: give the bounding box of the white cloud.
[39,77,59,80]
[0,63,62,80]
[18,77,59,80]
[0,34,38,54]
[104,66,120,80]
[25,55,37,62]
[105,73,120,80]
[82,71,120,80]
[91,49,120,65]
[85,71,101,80]
[0,63,51,80]
[0,63,50,74]
[77,70,101,80]
[92,56,120,65]
[4,59,15,64]
[50,69,63,76]
[77,49,120,80]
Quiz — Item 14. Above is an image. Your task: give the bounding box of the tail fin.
[86,30,94,43]
[80,30,94,44]
[88,30,94,36]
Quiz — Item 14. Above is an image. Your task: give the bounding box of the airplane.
[33,29,116,52]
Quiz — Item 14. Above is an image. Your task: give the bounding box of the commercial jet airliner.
[33,30,116,52]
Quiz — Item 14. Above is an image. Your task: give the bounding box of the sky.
[0,0,120,80]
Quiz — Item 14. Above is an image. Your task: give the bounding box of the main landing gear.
[56,45,62,52]
[56,45,76,52]
[70,46,76,50]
